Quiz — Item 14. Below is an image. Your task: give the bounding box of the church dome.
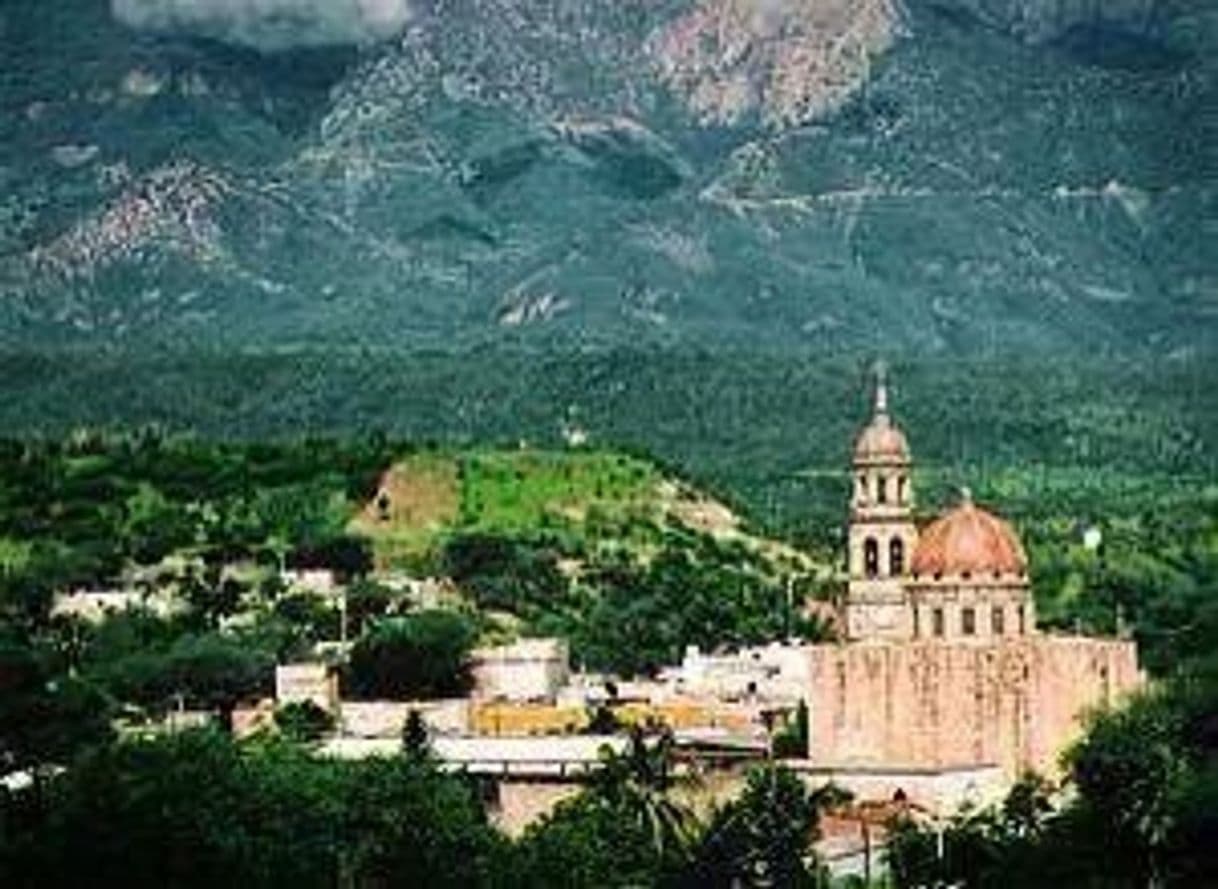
[911,492,1027,579]
[853,414,910,464]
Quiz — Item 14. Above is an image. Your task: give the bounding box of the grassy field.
[349,448,666,569]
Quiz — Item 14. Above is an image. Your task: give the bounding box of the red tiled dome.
[911,495,1027,578]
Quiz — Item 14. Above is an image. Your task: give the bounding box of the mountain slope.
[0,0,1213,498]
[1,0,1212,354]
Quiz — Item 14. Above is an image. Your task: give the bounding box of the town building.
[470,637,571,703]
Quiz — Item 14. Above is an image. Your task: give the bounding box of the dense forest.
[0,349,1212,536]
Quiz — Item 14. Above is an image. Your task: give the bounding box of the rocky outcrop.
[649,0,906,128]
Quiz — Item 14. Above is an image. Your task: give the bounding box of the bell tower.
[844,365,918,641]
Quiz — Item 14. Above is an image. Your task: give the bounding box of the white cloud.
[111,0,414,51]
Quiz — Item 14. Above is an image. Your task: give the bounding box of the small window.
[877,475,888,504]
[913,607,921,638]
[932,608,945,637]
[864,538,880,578]
[857,474,867,500]
[1018,605,1026,636]
[962,607,976,636]
[992,606,1005,636]
[889,537,905,575]
[897,476,907,504]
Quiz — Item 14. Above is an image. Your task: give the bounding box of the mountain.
[0,0,1213,510]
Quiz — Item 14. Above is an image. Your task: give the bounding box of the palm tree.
[592,725,695,864]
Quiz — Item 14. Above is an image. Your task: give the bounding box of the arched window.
[857,474,867,501]
[877,475,888,504]
[932,607,945,637]
[864,538,880,578]
[962,607,976,636]
[897,475,907,504]
[889,537,905,575]
[992,606,1005,636]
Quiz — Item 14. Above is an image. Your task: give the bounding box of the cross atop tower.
[872,360,889,416]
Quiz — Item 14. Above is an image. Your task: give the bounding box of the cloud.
[111,0,414,51]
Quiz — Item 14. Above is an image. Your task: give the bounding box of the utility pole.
[339,587,349,647]
[785,575,794,640]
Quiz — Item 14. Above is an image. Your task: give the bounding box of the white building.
[275,663,339,713]
[51,589,181,623]
[674,642,812,703]
[471,638,571,702]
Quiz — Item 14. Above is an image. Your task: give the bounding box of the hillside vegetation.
[0,434,830,678]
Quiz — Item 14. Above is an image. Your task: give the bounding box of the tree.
[441,533,567,614]
[288,535,371,581]
[274,700,335,743]
[686,765,847,888]
[344,579,397,638]
[401,709,430,761]
[772,701,809,759]
[93,632,274,732]
[0,641,112,779]
[592,727,693,862]
[584,704,622,735]
[513,727,694,888]
[1065,656,1218,888]
[0,729,506,889]
[273,592,340,645]
[346,611,476,700]
[180,564,244,630]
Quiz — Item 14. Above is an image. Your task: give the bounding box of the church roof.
[911,492,1027,578]
[853,414,910,463]
[853,367,909,464]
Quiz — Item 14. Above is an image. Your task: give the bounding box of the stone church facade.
[806,373,1142,780]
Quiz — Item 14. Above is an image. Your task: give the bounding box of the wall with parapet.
[806,635,1141,779]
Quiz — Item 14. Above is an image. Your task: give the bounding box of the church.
[804,372,1142,784]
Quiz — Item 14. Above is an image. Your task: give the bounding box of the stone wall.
[339,699,469,738]
[806,635,1141,779]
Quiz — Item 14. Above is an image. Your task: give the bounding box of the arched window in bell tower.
[897,475,907,505]
[876,475,888,505]
[864,538,880,578]
[889,537,905,575]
